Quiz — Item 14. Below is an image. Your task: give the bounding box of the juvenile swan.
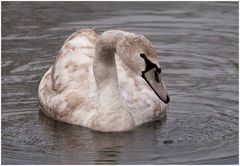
[38,29,170,132]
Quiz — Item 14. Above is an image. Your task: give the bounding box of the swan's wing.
[39,29,99,124]
[51,28,98,92]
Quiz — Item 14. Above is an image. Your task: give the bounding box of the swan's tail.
[38,67,74,122]
[38,67,58,119]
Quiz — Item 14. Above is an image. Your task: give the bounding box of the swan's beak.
[142,68,170,104]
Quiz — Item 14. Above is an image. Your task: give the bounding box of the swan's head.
[116,34,170,104]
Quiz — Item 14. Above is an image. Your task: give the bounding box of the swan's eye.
[155,70,160,83]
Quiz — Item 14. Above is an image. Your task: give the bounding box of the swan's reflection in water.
[95,145,122,164]
[38,111,168,164]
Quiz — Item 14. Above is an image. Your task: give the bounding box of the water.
[1,2,238,164]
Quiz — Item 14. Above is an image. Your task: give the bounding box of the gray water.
[1,2,239,164]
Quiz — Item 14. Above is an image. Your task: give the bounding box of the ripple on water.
[1,1,238,164]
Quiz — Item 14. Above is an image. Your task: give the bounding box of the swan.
[38,28,170,132]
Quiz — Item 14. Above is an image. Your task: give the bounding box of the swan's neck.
[92,31,134,132]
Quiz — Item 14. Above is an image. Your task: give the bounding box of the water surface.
[2,2,239,164]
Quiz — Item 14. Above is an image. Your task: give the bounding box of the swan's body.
[38,29,169,132]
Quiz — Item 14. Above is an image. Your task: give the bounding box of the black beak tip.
[158,94,170,104]
[165,95,170,104]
